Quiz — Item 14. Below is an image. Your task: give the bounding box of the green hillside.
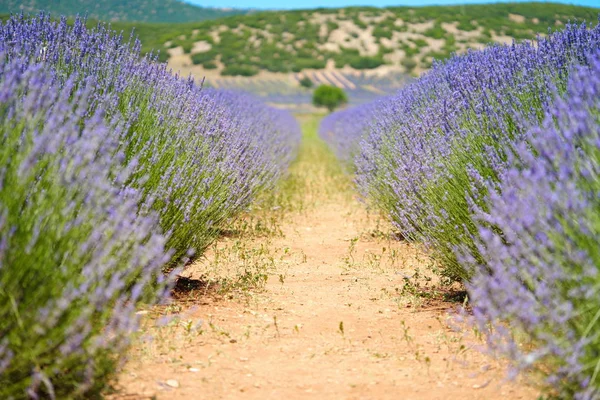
[120,2,599,75]
[2,3,597,74]
[0,0,248,23]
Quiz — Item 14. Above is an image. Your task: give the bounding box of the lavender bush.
[1,14,301,266]
[318,97,388,167]
[323,20,599,281]
[0,57,171,398]
[461,53,600,399]
[0,13,299,398]
[320,17,600,397]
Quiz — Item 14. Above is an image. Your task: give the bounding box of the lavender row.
[0,54,173,399]
[0,14,300,398]
[319,20,600,397]
[322,20,600,281]
[1,13,301,265]
[318,97,388,167]
[462,54,600,399]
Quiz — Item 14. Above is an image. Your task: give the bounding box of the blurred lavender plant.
[322,20,599,281]
[0,57,171,398]
[460,52,600,399]
[0,13,301,267]
[318,97,388,167]
[0,13,300,399]
[320,18,600,398]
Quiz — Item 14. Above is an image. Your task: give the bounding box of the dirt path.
[112,115,539,400]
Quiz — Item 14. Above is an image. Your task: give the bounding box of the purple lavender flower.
[320,18,600,397]
[461,52,600,399]
[0,57,170,398]
[0,13,301,267]
[322,19,600,281]
[0,13,300,398]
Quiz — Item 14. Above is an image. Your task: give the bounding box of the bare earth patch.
[191,41,212,53]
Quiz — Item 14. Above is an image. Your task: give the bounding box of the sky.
[188,0,600,9]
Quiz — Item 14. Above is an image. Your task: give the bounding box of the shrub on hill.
[423,22,446,39]
[313,85,348,112]
[300,76,314,88]
[221,65,259,76]
[291,58,327,72]
[349,55,385,69]
[191,51,217,65]
[373,26,392,40]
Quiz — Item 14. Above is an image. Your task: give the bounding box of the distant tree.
[312,85,348,112]
[299,76,314,88]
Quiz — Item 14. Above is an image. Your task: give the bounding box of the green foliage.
[181,41,193,54]
[327,21,339,31]
[388,2,598,27]
[353,18,368,29]
[191,51,217,65]
[349,55,385,69]
[373,26,392,40]
[423,23,446,39]
[411,38,428,48]
[457,19,477,31]
[503,26,534,40]
[8,2,596,74]
[401,44,420,57]
[425,50,451,63]
[156,50,169,63]
[262,59,291,73]
[0,0,249,23]
[330,48,385,69]
[291,58,327,72]
[477,29,493,44]
[222,65,259,76]
[313,85,348,112]
[299,76,314,88]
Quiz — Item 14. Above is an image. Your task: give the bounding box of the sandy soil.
[110,116,540,400]
[509,14,526,24]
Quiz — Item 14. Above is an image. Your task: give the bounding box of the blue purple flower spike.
[463,53,600,399]
[0,13,300,398]
[320,18,600,398]
[319,97,389,166]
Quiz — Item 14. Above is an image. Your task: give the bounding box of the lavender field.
[1,8,600,400]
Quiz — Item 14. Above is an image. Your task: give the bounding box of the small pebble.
[166,379,180,388]
[473,379,492,389]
